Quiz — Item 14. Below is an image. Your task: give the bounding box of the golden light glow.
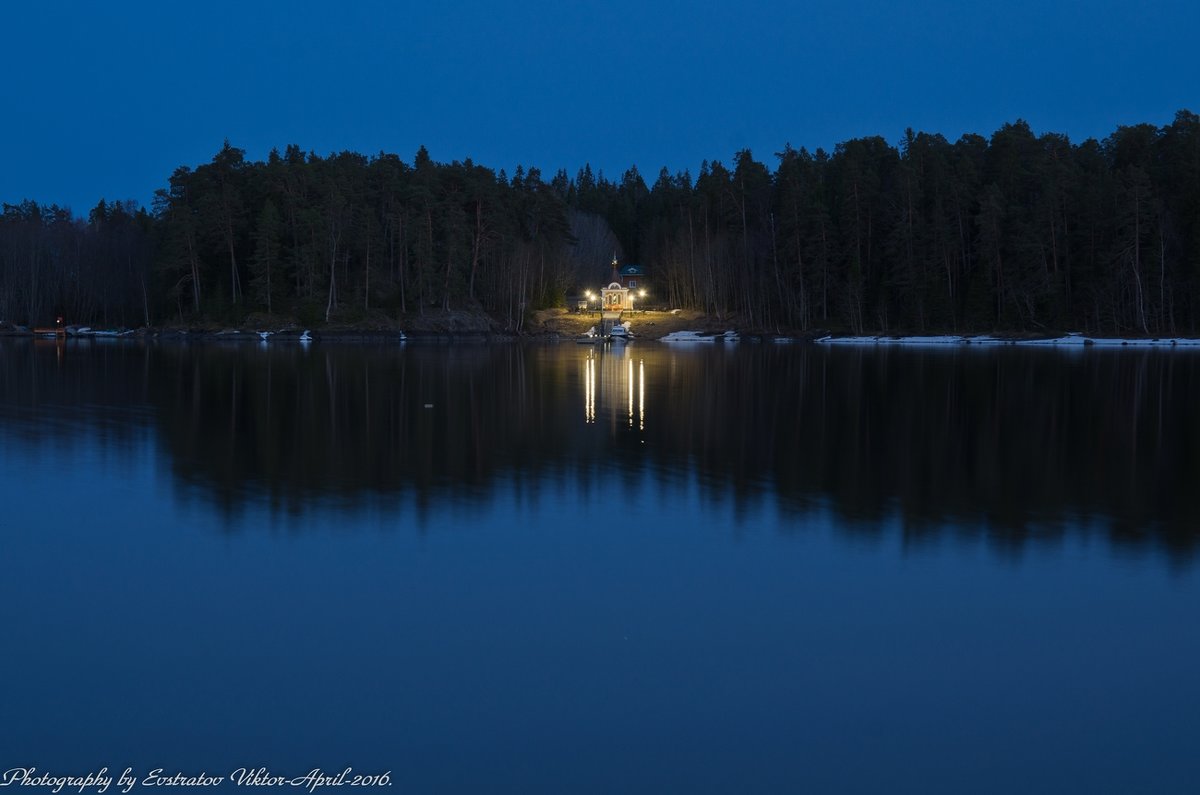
[639,359,645,431]
[584,352,596,423]
[628,357,634,427]
[581,348,647,432]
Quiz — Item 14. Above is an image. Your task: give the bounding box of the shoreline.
[815,333,1200,348]
[6,328,1200,348]
[4,310,1200,346]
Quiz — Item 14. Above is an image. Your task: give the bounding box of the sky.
[1,0,1197,216]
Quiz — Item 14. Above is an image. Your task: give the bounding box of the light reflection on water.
[3,339,1199,554]
[4,338,1200,555]
[0,340,1198,794]
[582,345,648,433]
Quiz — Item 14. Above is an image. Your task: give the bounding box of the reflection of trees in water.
[2,340,1197,561]
[753,346,1200,561]
[0,340,154,453]
[153,343,593,519]
[148,342,1200,560]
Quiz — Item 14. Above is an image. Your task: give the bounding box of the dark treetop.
[2,112,1199,335]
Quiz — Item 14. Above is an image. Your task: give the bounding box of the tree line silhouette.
[2,110,1198,334]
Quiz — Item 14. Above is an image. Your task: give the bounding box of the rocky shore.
[5,310,1198,346]
[0,308,767,343]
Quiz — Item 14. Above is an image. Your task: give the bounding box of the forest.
[1,110,1198,335]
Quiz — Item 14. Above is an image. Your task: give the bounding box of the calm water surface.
[1,339,1198,794]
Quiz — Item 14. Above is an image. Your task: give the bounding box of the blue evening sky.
[2,0,1197,215]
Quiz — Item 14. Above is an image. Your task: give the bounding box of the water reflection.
[582,345,647,431]
[584,349,594,424]
[1,339,1197,562]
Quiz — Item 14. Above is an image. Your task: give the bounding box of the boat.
[34,317,67,338]
[609,322,633,342]
[660,330,739,343]
[576,326,607,344]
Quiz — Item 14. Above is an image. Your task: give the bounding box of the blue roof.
[619,264,644,275]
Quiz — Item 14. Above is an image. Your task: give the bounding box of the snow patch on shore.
[816,335,1008,346]
[815,334,1200,348]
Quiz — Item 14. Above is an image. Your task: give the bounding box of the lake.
[1,338,1197,794]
